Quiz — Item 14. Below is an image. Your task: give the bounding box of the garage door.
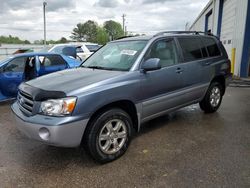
[207,13,212,32]
[220,0,237,59]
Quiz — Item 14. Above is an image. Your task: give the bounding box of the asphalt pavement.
[0,87,249,188]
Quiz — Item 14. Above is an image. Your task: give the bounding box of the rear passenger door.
[177,37,209,102]
[37,54,68,76]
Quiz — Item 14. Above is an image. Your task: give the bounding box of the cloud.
[142,0,177,4]
[0,0,75,13]
[94,0,119,8]
[0,0,209,41]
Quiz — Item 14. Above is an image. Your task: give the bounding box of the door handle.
[205,62,211,66]
[175,67,183,74]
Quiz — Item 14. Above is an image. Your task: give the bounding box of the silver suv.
[12,31,232,163]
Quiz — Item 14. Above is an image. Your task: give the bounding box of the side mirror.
[141,58,161,72]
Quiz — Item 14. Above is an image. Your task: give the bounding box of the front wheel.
[84,108,132,163]
[199,82,223,113]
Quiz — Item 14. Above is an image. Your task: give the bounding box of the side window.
[178,37,203,62]
[146,39,178,68]
[39,55,66,67]
[199,39,208,58]
[4,57,26,72]
[202,37,221,57]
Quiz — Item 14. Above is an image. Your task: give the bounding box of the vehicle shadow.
[137,113,178,136]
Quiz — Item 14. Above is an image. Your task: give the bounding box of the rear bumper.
[11,102,89,148]
[225,73,233,87]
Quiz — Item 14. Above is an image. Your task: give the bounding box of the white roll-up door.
[207,14,212,32]
[220,0,237,59]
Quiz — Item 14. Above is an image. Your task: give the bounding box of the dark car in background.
[12,31,232,163]
[0,52,81,101]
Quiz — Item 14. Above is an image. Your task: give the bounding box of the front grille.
[17,90,34,116]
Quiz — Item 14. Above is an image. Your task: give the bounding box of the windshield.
[82,40,147,71]
[49,46,65,54]
[0,57,12,66]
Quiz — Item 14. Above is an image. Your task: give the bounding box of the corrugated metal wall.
[189,0,249,77]
[231,0,248,76]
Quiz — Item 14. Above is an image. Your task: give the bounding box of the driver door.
[140,38,185,120]
[0,57,26,97]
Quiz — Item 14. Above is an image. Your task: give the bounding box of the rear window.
[178,37,203,62]
[86,45,100,52]
[202,37,221,57]
[38,55,66,67]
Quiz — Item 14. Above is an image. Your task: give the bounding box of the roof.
[52,42,99,47]
[112,31,217,42]
[12,52,62,57]
[114,35,153,42]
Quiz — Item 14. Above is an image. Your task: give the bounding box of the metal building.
[189,0,250,78]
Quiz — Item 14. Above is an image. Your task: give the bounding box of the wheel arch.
[83,100,139,140]
[210,75,226,95]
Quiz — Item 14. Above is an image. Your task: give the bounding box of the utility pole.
[122,14,126,36]
[43,1,47,46]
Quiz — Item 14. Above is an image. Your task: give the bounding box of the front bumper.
[11,102,89,148]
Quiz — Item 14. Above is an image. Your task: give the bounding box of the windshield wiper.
[82,65,117,71]
[85,66,106,70]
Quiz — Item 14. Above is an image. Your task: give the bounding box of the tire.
[199,82,223,113]
[83,108,132,163]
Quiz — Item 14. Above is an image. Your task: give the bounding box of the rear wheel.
[84,108,132,163]
[199,82,223,113]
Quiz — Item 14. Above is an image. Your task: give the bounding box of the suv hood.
[27,68,124,94]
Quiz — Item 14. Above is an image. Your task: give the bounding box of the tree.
[59,37,67,43]
[82,20,98,42]
[103,20,123,40]
[0,35,31,44]
[70,23,85,41]
[96,27,109,45]
[70,20,98,42]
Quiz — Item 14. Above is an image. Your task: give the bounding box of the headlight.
[40,97,77,116]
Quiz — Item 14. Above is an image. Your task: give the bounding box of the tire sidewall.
[87,108,132,163]
[205,82,223,112]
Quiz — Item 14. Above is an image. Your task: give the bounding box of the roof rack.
[116,36,134,40]
[153,31,218,38]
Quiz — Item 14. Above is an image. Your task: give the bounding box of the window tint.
[178,38,203,61]
[146,39,178,67]
[202,37,221,57]
[39,55,66,67]
[199,40,208,58]
[4,57,26,72]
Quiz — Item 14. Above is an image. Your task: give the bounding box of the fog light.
[39,127,50,141]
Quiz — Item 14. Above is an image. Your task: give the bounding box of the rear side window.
[39,55,66,67]
[178,38,203,62]
[202,37,221,57]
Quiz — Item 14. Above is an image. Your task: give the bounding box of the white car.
[49,43,100,61]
